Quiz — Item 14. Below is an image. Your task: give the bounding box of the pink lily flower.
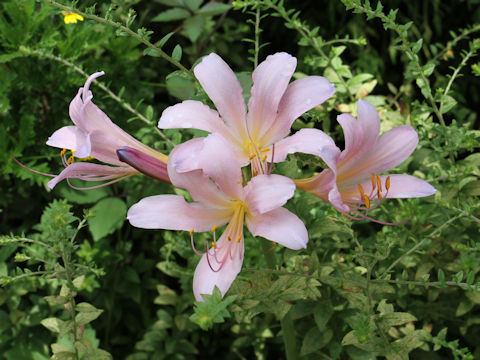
[294,100,436,222]
[158,52,336,176]
[45,72,169,189]
[127,134,308,301]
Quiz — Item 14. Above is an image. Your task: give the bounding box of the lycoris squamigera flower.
[45,72,169,189]
[62,11,84,24]
[294,100,436,223]
[127,134,308,301]
[158,52,335,176]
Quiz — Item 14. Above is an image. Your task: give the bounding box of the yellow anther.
[236,235,242,243]
[377,188,383,200]
[261,155,267,162]
[227,236,232,241]
[363,194,370,209]
[376,175,382,192]
[211,241,217,249]
[211,225,218,232]
[371,173,376,190]
[357,184,365,198]
[67,155,75,164]
[189,229,194,236]
[261,148,270,153]
[253,170,258,176]
[386,176,391,191]
[60,149,67,157]
[249,154,256,160]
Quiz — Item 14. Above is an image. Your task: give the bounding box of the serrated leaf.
[87,198,127,241]
[152,8,190,22]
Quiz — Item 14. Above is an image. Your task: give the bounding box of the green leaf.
[412,39,423,54]
[151,8,190,22]
[166,70,196,100]
[41,317,63,333]
[154,284,178,305]
[184,0,202,11]
[440,94,457,113]
[87,198,127,241]
[184,15,205,43]
[56,185,109,205]
[190,287,236,330]
[314,300,333,330]
[301,326,333,355]
[75,302,103,326]
[143,48,162,57]
[158,32,174,48]
[379,312,417,327]
[198,2,232,16]
[172,44,182,62]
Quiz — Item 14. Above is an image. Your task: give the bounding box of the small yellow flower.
[62,11,84,24]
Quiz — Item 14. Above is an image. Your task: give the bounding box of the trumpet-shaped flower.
[294,100,436,221]
[127,134,308,301]
[46,72,169,189]
[158,52,335,176]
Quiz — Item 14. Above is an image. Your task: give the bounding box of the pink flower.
[294,100,436,221]
[46,72,169,189]
[127,134,308,301]
[158,52,336,176]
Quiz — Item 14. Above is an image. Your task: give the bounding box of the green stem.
[41,0,194,80]
[260,239,297,360]
[280,311,298,360]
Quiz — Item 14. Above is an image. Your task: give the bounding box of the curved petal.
[47,162,135,189]
[158,100,234,143]
[262,76,336,144]
[194,53,247,139]
[247,53,297,139]
[168,140,233,208]
[46,126,88,151]
[244,174,295,215]
[193,233,244,301]
[127,195,232,231]
[271,128,339,165]
[194,134,243,199]
[337,125,418,187]
[246,207,308,249]
[356,99,381,150]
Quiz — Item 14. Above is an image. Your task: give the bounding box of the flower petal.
[47,162,135,189]
[193,233,244,301]
[168,139,233,208]
[46,126,88,152]
[194,53,247,139]
[247,53,297,139]
[244,174,295,215]
[271,128,340,166]
[262,76,335,144]
[337,125,418,187]
[246,207,308,249]
[127,195,232,231]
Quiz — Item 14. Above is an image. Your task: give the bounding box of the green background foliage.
[1,0,480,359]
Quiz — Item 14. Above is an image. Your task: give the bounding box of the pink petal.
[194,53,247,140]
[340,174,436,203]
[244,174,295,215]
[337,100,380,164]
[337,125,418,187]
[168,140,233,208]
[47,162,135,189]
[193,233,244,301]
[127,195,232,231]
[46,126,88,152]
[246,207,308,249]
[247,53,297,140]
[271,128,340,166]
[158,100,234,141]
[262,76,336,144]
